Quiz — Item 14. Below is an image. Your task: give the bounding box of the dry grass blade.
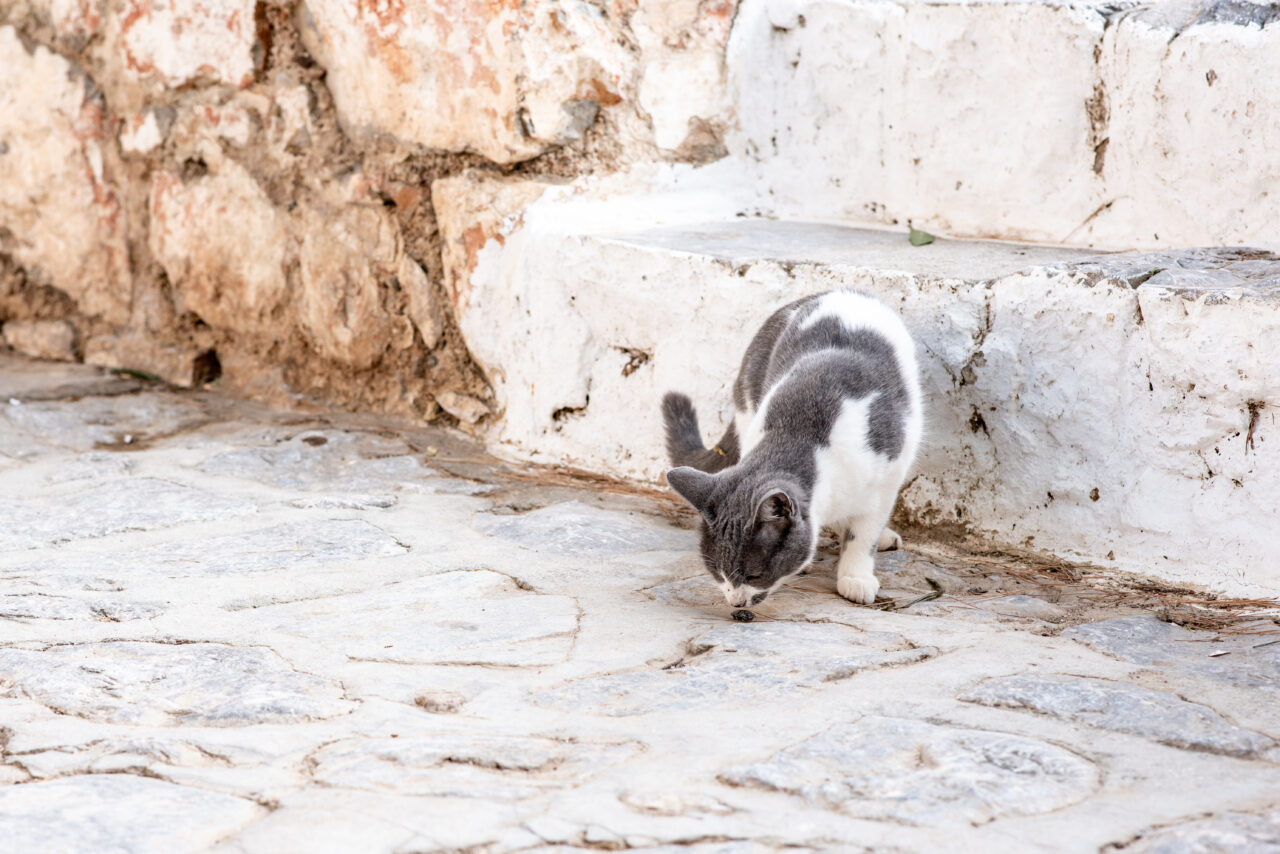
[880,577,944,612]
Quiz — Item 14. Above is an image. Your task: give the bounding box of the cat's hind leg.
[877,528,903,552]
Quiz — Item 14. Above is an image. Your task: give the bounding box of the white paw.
[876,528,902,552]
[837,574,880,605]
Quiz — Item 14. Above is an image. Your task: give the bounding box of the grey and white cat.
[661,290,923,607]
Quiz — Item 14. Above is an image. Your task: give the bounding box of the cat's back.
[743,290,922,460]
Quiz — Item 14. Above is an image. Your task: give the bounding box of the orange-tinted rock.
[148,159,290,335]
[0,28,131,323]
[299,0,629,164]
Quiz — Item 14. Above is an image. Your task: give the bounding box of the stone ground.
[1,354,1278,854]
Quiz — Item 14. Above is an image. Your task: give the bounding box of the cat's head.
[666,466,815,607]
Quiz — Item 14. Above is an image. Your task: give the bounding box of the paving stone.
[201,429,438,492]
[4,520,406,587]
[977,595,1067,622]
[719,716,1099,826]
[309,734,638,799]
[0,642,355,726]
[1065,615,1280,693]
[0,774,262,853]
[1,392,208,451]
[0,593,163,622]
[1110,806,1280,853]
[42,452,134,484]
[960,675,1278,760]
[535,622,933,715]
[0,478,255,550]
[474,501,694,555]
[12,735,269,780]
[253,570,579,666]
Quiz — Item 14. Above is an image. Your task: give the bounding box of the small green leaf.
[908,227,935,247]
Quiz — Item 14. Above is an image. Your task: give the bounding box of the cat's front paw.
[876,528,903,552]
[837,574,880,605]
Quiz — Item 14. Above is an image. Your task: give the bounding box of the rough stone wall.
[0,0,736,421]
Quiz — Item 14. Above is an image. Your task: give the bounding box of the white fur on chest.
[809,397,886,526]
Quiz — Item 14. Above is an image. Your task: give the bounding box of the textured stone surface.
[1065,615,1280,693]
[4,519,407,586]
[961,675,1278,759]
[0,478,254,550]
[1,320,76,361]
[474,501,692,556]
[720,716,1100,826]
[253,570,579,666]
[0,593,163,621]
[201,429,433,492]
[536,622,932,715]
[1112,806,1280,853]
[2,375,1280,852]
[109,0,260,91]
[1,392,207,452]
[309,734,637,799]
[0,642,354,725]
[295,177,429,369]
[148,159,290,336]
[0,774,263,853]
[0,26,130,322]
[0,353,138,402]
[299,0,628,164]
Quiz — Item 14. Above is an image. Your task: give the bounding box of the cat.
[661,290,923,608]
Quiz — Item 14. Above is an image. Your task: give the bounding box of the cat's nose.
[725,589,750,607]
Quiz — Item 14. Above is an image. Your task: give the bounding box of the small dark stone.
[732,609,755,622]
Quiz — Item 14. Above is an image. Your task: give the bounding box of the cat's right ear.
[666,467,715,515]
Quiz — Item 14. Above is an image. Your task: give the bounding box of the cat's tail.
[661,392,738,473]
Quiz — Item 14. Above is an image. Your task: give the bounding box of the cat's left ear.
[757,491,795,527]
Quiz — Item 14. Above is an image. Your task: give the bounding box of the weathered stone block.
[300,0,628,164]
[83,333,210,387]
[0,27,130,323]
[148,158,290,335]
[110,0,260,90]
[1,320,76,361]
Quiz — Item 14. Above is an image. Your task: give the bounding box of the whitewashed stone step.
[458,216,1280,595]
[728,0,1280,249]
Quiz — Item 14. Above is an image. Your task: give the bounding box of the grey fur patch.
[762,319,909,461]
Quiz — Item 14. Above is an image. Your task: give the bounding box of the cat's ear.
[666,467,715,514]
[757,490,795,527]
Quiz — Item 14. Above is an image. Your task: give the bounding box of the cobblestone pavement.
[1,355,1278,854]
